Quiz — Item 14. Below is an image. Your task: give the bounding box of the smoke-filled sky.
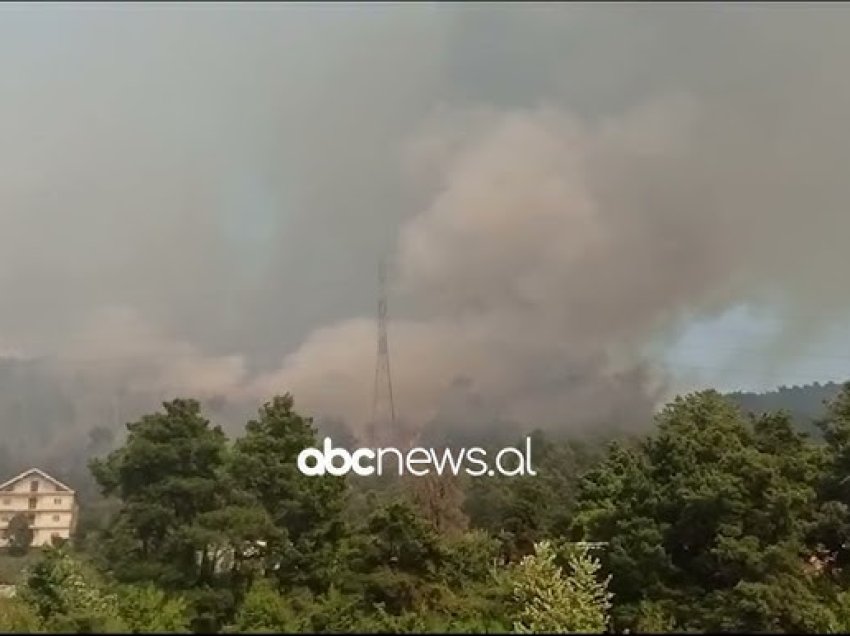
[3,3,850,438]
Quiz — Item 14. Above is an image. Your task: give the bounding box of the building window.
[27,513,35,524]
[52,515,60,523]
[0,530,6,539]
[30,480,38,493]
[1,515,9,522]
[54,498,62,505]
[2,499,9,506]
[28,498,37,510]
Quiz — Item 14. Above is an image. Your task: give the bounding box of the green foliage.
[632,599,678,632]
[57,384,850,634]
[115,583,191,632]
[89,398,230,590]
[0,549,43,585]
[305,586,372,632]
[360,500,443,575]
[466,433,603,542]
[509,540,611,633]
[813,383,850,574]
[0,597,43,632]
[573,390,831,632]
[229,579,304,632]
[14,551,187,633]
[228,394,348,593]
[348,500,445,614]
[408,472,469,536]
[441,529,502,585]
[17,548,127,632]
[7,513,33,557]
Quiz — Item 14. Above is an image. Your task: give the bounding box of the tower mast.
[369,258,396,445]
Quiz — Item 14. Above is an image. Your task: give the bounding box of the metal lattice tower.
[368,259,396,446]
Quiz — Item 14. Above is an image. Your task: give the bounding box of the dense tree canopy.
[5,383,850,633]
[88,399,231,590]
[572,390,837,631]
[227,394,348,593]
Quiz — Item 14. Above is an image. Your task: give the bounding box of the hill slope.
[725,381,845,436]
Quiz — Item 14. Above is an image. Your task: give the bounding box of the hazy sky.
[3,3,850,434]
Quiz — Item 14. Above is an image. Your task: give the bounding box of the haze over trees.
[3,5,850,633]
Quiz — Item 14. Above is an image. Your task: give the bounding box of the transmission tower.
[368,259,396,446]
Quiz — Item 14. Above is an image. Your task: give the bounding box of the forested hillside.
[3,384,850,632]
[726,382,843,436]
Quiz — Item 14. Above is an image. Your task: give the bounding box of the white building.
[0,468,77,547]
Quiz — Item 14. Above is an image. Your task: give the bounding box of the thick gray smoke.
[2,4,850,443]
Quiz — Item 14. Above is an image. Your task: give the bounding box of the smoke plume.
[2,5,850,444]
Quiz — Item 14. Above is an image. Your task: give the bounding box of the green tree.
[227,394,348,593]
[188,503,283,610]
[17,549,127,632]
[509,540,612,633]
[363,500,447,614]
[0,597,43,632]
[572,390,831,632]
[89,398,230,589]
[813,382,850,573]
[115,583,190,632]
[7,512,34,556]
[465,433,605,561]
[408,472,468,537]
[228,579,304,632]
[308,585,394,632]
[631,600,678,632]
[441,529,502,586]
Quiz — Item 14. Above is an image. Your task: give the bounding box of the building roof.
[0,468,74,493]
